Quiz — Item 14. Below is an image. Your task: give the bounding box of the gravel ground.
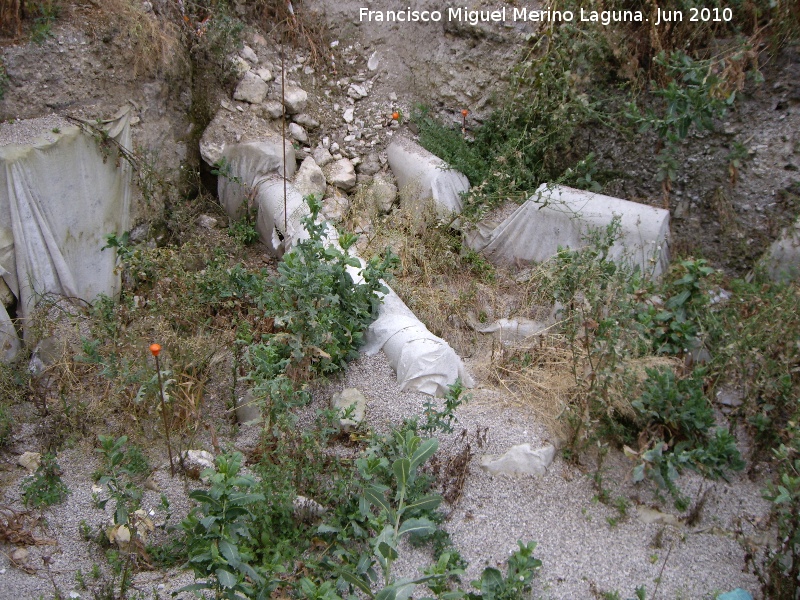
[0,348,774,599]
[325,351,770,600]
[0,115,72,147]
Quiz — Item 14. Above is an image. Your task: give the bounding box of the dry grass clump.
[486,335,577,438]
[76,0,187,78]
[246,0,332,67]
[363,199,521,357]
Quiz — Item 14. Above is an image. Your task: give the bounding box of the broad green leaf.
[189,490,217,505]
[479,567,504,600]
[364,484,392,514]
[377,540,399,560]
[393,458,411,489]
[338,569,373,597]
[403,494,442,515]
[216,567,238,589]
[219,540,240,564]
[398,517,436,537]
[200,515,218,529]
[316,524,341,534]
[410,438,439,472]
[387,579,419,600]
[375,587,397,600]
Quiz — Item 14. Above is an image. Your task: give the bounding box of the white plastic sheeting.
[216,139,313,255]
[0,108,133,361]
[387,136,469,218]
[466,184,671,278]
[761,217,800,282]
[211,140,472,396]
[362,288,473,396]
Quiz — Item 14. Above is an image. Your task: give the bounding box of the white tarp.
[215,139,307,255]
[761,217,800,282]
[466,184,671,278]
[211,140,472,396]
[387,136,469,218]
[0,108,133,361]
[362,288,473,396]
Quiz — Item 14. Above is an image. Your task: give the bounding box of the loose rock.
[356,152,381,176]
[322,188,350,222]
[368,51,380,71]
[331,388,367,431]
[312,147,334,168]
[293,113,319,129]
[181,450,216,479]
[294,156,327,201]
[255,67,272,82]
[239,45,259,64]
[18,451,41,473]
[324,158,357,191]
[348,84,368,99]
[288,122,308,143]
[233,72,268,104]
[366,174,397,214]
[262,100,284,119]
[196,214,218,229]
[282,85,308,114]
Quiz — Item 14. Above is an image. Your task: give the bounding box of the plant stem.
[154,353,175,477]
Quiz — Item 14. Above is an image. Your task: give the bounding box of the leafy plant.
[22,452,69,508]
[421,378,469,435]
[636,259,714,356]
[627,50,746,203]
[180,452,270,600]
[759,427,800,599]
[212,158,260,245]
[28,0,61,44]
[0,402,12,448]
[562,152,603,193]
[629,368,744,507]
[248,195,397,381]
[329,429,455,600]
[414,20,601,217]
[465,540,542,600]
[0,59,8,101]
[94,435,146,528]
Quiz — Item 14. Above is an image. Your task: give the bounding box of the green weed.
[247,195,397,382]
[94,435,145,528]
[0,402,12,448]
[180,452,269,599]
[760,427,800,598]
[28,1,60,44]
[631,368,744,507]
[420,378,469,435]
[22,452,69,508]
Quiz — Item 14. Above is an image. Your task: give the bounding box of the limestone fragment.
[282,85,308,114]
[331,388,367,431]
[294,157,327,201]
[233,72,268,104]
[325,158,357,191]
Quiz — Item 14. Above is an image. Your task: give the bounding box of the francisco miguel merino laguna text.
[359,6,733,26]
